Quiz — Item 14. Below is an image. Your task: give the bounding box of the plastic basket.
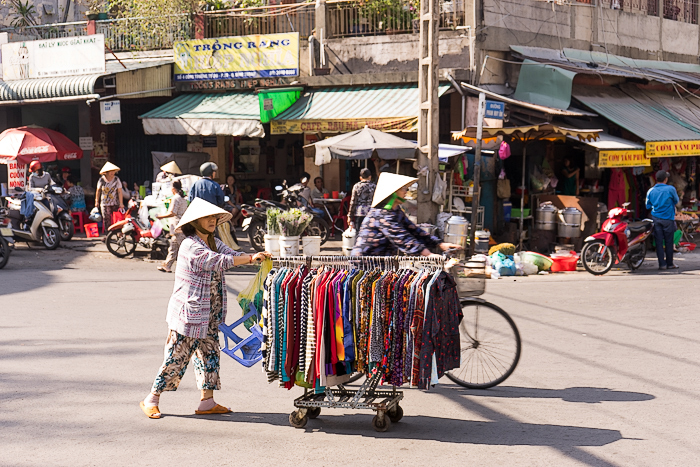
[85,223,100,238]
[448,260,486,297]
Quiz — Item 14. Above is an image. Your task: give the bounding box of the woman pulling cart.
[140,199,271,419]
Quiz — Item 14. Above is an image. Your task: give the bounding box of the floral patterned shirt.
[351,207,441,257]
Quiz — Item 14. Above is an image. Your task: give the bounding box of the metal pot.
[535,203,557,231]
[557,207,582,238]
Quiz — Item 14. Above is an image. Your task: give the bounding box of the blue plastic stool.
[219,305,263,367]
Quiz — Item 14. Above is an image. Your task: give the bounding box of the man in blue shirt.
[645,170,680,270]
[189,162,225,208]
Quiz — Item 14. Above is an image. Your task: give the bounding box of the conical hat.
[371,173,418,207]
[160,161,182,174]
[174,198,232,233]
[99,162,121,174]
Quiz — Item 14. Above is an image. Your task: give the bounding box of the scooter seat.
[628,220,652,233]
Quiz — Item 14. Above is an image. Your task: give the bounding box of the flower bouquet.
[277,208,313,237]
[266,208,281,235]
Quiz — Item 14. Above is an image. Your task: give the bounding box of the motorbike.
[105,198,170,259]
[2,187,61,250]
[241,182,330,252]
[44,184,74,241]
[0,217,13,269]
[580,202,653,275]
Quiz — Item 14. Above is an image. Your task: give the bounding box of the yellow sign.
[598,150,649,168]
[271,117,417,135]
[646,140,700,158]
[173,33,299,81]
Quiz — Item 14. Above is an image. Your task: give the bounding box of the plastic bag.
[150,219,163,238]
[237,257,273,330]
[432,174,447,205]
[499,141,511,160]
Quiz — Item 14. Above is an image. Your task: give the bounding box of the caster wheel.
[307,407,321,419]
[372,413,392,432]
[388,404,403,423]
[289,410,308,429]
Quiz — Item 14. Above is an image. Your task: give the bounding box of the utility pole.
[417,0,440,223]
[469,92,485,255]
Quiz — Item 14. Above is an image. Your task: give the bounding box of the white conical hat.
[371,173,418,207]
[99,161,121,174]
[174,197,232,233]
[160,161,182,174]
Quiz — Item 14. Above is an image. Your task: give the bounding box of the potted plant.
[277,209,313,257]
[84,0,106,20]
[264,208,281,256]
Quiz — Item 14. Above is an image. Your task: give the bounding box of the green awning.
[271,84,451,134]
[513,60,577,110]
[257,87,302,124]
[140,92,265,137]
[0,75,101,102]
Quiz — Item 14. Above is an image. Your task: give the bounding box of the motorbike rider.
[28,162,54,192]
[189,162,239,249]
[351,173,462,257]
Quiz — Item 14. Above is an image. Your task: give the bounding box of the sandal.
[140,401,162,419]
[157,265,171,273]
[195,404,231,415]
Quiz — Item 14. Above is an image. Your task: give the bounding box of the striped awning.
[139,92,265,138]
[271,84,451,134]
[0,74,101,102]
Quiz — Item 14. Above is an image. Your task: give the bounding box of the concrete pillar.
[194,13,205,40]
[78,104,92,188]
[315,0,328,39]
[87,20,96,35]
[417,0,440,223]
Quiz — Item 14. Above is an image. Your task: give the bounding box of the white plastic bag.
[432,174,447,205]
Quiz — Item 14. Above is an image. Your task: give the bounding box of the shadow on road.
[168,411,623,448]
[451,385,655,404]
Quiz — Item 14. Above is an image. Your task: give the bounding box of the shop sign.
[646,140,700,158]
[177,77,286,91]
[598,150,649,168]
[485,101,505,119]
[7,161,26,190]
[271,117,417,135]
[100,100,121,125]
[173,33,299,82]
[1,35,105,80]
[79,137,94,151]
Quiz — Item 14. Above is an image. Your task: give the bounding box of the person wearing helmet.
[189,162,225,208]
[27,161,54,192]
[351,173,462,257]
[140,198,271,419]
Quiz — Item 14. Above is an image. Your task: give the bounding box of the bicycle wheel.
[445,299,521,389]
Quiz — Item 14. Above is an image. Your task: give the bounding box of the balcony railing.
[203,3,315,39]
[0,21,88,42]
[96,15,193,51]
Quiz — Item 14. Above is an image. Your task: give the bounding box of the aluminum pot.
[557,207,582,238]
[535,203,557,231]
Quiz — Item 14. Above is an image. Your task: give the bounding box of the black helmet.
[200,162,218,177]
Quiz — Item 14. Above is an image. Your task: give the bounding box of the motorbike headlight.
[625,228,631,238]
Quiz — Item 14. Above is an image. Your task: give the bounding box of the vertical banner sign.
[8,161,27,190]
[173,33,300,81]
[100,101,121,125]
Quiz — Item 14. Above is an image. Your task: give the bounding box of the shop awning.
[573,86,700,157]
[569,133,648,168]
[139,92,265,138]
[271,84,451,134]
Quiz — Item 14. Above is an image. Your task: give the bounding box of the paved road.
[1,244,699,466]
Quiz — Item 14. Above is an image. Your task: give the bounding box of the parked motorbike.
[105,198,170,259]
[44,184,74,241]
[2,188,61,250]
[580,203,653,275]
[0,223,13,269]
[241,182,330,252]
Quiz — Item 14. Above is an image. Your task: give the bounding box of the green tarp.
[513,60,577,111]
[257,87,302,124]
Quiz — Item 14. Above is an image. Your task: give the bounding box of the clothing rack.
[270,254,449,432]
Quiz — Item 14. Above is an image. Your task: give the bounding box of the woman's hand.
[439,242,463,251]
[251,251,272,262]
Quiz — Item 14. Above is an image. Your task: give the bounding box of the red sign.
[8,161,27,190]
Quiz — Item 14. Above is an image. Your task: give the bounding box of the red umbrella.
[0,126,83,165]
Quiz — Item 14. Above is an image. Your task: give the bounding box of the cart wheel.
[289,410,308,429]
[307,407,321,419]
[372,412,392,432]
[387,405,403,423]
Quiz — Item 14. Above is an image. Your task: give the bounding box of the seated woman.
[65,176,86,212]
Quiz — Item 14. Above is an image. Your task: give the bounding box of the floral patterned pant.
[151,278,224,395]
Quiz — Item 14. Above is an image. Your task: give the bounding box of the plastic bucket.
[264,234,280,256]
[332,190,340,199]
[279,235,299,257]
[302,236,321,256]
